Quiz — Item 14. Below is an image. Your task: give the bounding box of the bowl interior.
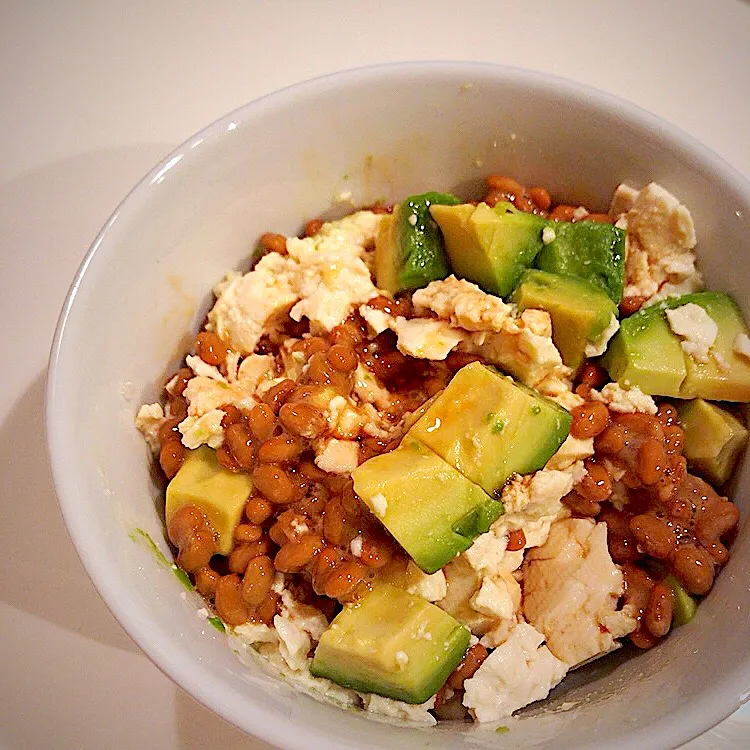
[48,62,750,750]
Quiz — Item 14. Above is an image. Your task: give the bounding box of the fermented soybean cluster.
[136,175,750,725]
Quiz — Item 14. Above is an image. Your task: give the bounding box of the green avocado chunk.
[406,362,571,496]
[534,220,626,303]
[166,446,253,556]
[512,269,618,369]
[678,399,748,485]
[600,302,687,397]
[352,438,502,573]
[310,584,470,704]
[374,192,459,293]
[430,201,547,297]
[672,292,750,402]
[602,292,750,400]
[665,575,698,627]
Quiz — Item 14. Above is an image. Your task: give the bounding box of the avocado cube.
[374,192,459,294]
[310,584,470,704]
[678,399,748,485]
[512,269,618,369]
[166,446,253,555]
[534,220,626,303]
[430,202,546,297]
[601,303,687,397]
[406,362,571,496]
[671,292,750,402]
[352,438,501,574]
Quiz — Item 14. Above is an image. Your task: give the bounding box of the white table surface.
[2,1,749,748]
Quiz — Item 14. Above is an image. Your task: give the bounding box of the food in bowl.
[135,174,750,725]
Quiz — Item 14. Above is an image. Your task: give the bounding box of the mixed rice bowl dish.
[135,174,750,727]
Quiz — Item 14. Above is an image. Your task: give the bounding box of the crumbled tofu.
[326,395,364,439]
[536,374,583,411]
[395,650,409,668]
[611,182,702,304]
[523,518,637,666]
[359,304,394,336]
[609,184,639,216]
[623,183,696,259]
[179,409,225,449]
[182,353,275,419]
[469,570,521,621]
[404,561,447,602]
[463,530,522,579]
[501,466,579,519]
[237,354,277,388]
[394,317,466,360]
[412,276,516,332]
[438,557,499,635]
[135,403,165,453]
[361,694,436,726]
[734,332,750,361]
[186,354,226,383]
[314,438,359,474]
[410,276,568,387]
[665,303,718,363]
[277,341,307,381]
[369,492,388,518]
[286,211,382,332]
[233,621,279,646]
[572,206,589,221]
[209,252,300,355]
[542,226,556,245]
[273,589,329,673]
[546,435,595,471]
[209,212,381,353]
[584,314,620,358]
[462,623,568,721]
[591,382,657,415]
[353,363,391,410]
[224,350,242,382]
[182,376,235,417]
[443,462,582,638]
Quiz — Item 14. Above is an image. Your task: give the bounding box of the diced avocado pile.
[353,363,570,573]
[375,194,627,369]
[601,291,750,402]
[311,584,470,704]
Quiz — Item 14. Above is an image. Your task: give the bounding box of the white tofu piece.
[178,409,225,449]
[590,382,657,415]
[393,317,466,360]
[523,518,637,667]
[361,694,436,726]
[404,561,448,602]
[135,402,165,453]
[209,252,300,355]
[612,182,703,305]
[545,435,595,471]
[412,276,516,332]
[665,303,718,363]
[314,438,359,474]
[463,623,568,721]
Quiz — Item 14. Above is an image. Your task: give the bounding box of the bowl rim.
[46,60,750,750]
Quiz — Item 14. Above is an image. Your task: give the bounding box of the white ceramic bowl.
[47,62,750,750]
